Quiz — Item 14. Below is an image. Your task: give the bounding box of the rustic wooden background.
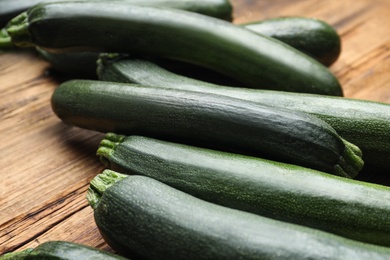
[1,0,389,255]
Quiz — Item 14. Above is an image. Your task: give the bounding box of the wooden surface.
[1,0,390,256]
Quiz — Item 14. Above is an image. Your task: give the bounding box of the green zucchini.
[32,16,340,75]
[0,0,232,27]
[97,55,390,170]
[31,16,340,77]
[0,241,127,259]
[97,133,390,247]
[243,17,341,66]
[87,171,390,259]
[1,1,342,95]
[52,79,363,177]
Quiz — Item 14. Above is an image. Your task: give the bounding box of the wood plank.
[17,207,111,253]
[233,0,390,102]
[1,0,389,256]
[0,50,105,253]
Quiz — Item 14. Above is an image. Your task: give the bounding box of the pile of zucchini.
[1,0,390,259]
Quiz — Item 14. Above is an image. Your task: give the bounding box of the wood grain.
[1,0,389,256]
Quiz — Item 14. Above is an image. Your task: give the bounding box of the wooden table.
[1,0,389,255]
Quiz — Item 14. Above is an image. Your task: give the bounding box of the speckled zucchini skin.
[87,172,390,260]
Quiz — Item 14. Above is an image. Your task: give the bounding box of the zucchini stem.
[96,53,123,77]
[336,139,364,178]
[96,133,126,168]
[0,28,13,49]
[4,12,33,48]
[87,169,127,209]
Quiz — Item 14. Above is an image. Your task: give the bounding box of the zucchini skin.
[0,241,127,260]
[87,172,390,260]
[51,79,363,177]
[0,0,232,27]
[243,17,341,66]
[97,134,390,247]
[4,2,342,95]
[97,56,390,170]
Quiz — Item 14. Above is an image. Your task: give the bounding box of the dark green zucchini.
[1,1,342,95]
[87,171,390,259]
[243,17,341,66]
[0,241,127,259]
[51,79,363,177]
[97,55,390,171]
[97,133,390,247]
[0,0,232,27]
[30,16,340,76]
[32,16,340,75]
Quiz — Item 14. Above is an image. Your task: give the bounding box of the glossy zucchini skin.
[0,0,232,27]
[243,17,341,66]
[97,55,390,170]
[3,2,342,95]
[87,171,390,260]
[51,79,363,177]
[0,241,127,260]
[97,134,390,247]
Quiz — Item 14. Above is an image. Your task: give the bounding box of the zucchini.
[51,79,363,178]
[87,171,390,259]
[30,16,340,76]
[0,241,127,259]
[0,0,232,27]
[97,133,390,247]
[97,55,390,170]
[32,15,340,75]
[1,1,342,95]
[243,17,341,66]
